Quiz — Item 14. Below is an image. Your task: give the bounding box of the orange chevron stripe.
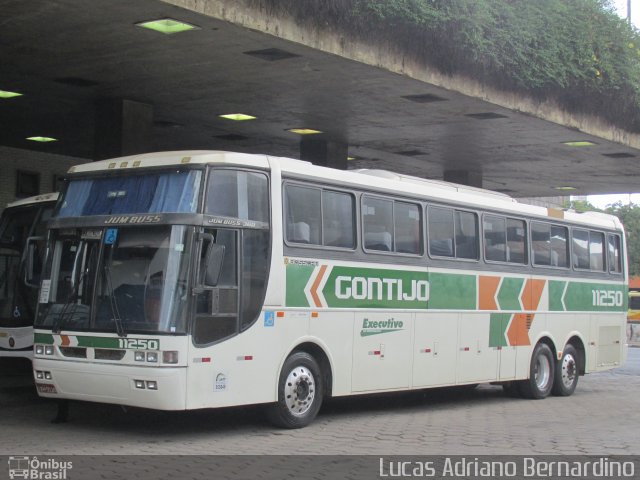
[521,278,546,311]
[310,265,328,308]
[60,335,70,346]
[507,313,531,346]
[479,276,500,310]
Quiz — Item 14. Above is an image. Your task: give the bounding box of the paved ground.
[1,349,639,457]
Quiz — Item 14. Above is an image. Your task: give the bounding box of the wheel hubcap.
[284,366,315,417]
[560,353,576,389]
[534,354,551,390]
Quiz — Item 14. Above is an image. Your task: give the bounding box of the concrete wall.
[0,146,86,212]
[164,0,640,151]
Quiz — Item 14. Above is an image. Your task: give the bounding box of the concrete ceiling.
[1,0,639,197]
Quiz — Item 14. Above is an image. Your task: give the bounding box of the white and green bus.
[32,151,627,427]
[0,193,58,359]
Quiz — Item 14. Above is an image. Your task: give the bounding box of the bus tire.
[518,342,554,399]
[552,344,579,396]
[266,351,323,429]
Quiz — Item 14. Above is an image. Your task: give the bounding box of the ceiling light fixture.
[26,136,57,143]
[554,186,577,191]
[0,89,22,99]
[219,113,256,121]
[135,18,199,35]
[563,141,596,147]
[287,128,323,135]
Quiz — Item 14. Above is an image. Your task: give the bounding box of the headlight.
[146,352,158,363]
[134,351,145,362]
[35,345,44,355]
[44,345,54,355]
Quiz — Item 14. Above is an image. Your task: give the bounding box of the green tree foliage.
[605,202,640,276]
[564,198,602,212]
[261,0,640,131]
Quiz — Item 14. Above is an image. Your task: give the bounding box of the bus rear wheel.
[552,344,579,396]
[266,351,323,429]
[518,342,554,399]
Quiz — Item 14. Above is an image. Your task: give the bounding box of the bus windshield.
[0,205,42,327]
[57,170,202,217]
[36,225,193,334]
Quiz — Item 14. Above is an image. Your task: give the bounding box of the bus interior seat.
[365,231,392,251]
[288,222,311,244]
[324,221,351,248]
[430,238,453,257]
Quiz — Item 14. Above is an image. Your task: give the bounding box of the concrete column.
[444,169,483,188]
[300,137,347,170]
[94,98,153,160]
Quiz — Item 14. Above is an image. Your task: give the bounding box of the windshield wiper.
[103,263,126,338]
[52,271,84,334]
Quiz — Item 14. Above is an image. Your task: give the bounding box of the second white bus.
[0,193,58,359]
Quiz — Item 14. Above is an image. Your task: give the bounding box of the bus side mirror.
[24,236,44,288]
[204,244,225,287]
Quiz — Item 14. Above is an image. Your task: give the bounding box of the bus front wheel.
[518,342,555,399]
[266,351,323,429]
[551,344,579,396]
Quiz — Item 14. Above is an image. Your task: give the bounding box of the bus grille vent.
[59,347,87,358]
[94,349,126,361]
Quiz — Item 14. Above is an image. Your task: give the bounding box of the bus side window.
[455,211,478,260]
[483,215,507,262]
[363,196,394,252]
[608,234,622,274]
[428,206,454,257]
[589,231,605,271]
[285,185,321,245]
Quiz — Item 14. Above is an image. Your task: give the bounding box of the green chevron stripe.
[285,264,315,307]
[489,313,511,347]
[497,277,524,310]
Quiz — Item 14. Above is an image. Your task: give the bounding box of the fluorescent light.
[0,90,22,99]
[26,136,57,143]
[219,113,256,121]
[135,18,198,35]
[554,186,577,191]
[347,156,355,161]
[563,141,596,147]
[287,128,323,135]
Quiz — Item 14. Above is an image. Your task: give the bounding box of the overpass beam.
[444,169,483,188]
[94,98,153,160]
[300,137,347,170]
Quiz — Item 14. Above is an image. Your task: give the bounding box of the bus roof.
[66,150,623,231]
[5,192,59,209]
